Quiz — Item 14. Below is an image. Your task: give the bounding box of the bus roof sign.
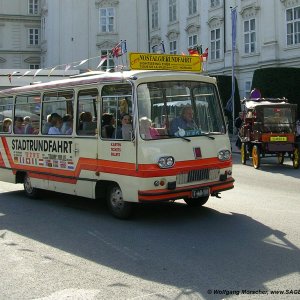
[129,52,202,72]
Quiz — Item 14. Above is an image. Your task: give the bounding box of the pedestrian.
[296,118,300,146]
[250,88,261,99]
[234,112,243,149]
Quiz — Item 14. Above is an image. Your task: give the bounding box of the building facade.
[0,0,41,69]
[40,0,148,71]
[1,0,300,98]
[147,0,300,98]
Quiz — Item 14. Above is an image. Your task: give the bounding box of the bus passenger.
[1,118,12,133]
[48,114,63,135]
[118,98,129,119]
[102,113,115,138]
[116,114,132,140]
[14,117,25,134]
[295,119,300,146]
[24,116,34,134]
[61,114,73,134]
[42,114,51,134]
[139,117,159,139]
[42,113,59,134]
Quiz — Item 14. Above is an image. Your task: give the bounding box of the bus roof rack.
[70,71,106,78]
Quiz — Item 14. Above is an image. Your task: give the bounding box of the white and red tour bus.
[0,63,234,218]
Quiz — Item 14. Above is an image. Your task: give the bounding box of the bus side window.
[42,90,74,135]
[14,94,41,135]
[76,89,98,136]
[0,97,14,134]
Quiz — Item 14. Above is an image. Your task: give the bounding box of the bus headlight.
[218,150,231,161]
[158,156,175,168]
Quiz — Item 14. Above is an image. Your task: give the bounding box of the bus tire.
[107,184,134,219]
[184,196,209,207]
[23,174,39,198]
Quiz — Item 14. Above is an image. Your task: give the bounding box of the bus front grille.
[176,168,219,184]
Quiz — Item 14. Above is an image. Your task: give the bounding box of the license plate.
[192,188,209,198]
[270,136,287,142]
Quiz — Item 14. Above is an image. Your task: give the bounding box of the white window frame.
[210,28,221,60]
[188,34,198,48]
[245,81,251,99]
[100,50,114,70]
[29,64,40,70]
[169,40,177,54]
[244,18,256,54]
[151,0,159,30]
[286,6,300,46]
[28,28,40,46]
[28,0,39,15]
[169,0,177,23]
[100,7,115,33]
[188,0,197,15]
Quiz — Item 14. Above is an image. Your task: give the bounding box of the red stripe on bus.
[28,172,77,184]
[0,151,5,167]
[1,137,14,167]
[1,136,232,182]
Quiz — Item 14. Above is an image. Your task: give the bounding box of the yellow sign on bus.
[129,52,202,72]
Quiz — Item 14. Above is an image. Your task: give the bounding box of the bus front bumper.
[138,177,234,202]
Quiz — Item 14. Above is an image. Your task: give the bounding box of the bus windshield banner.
[129,52,202,72]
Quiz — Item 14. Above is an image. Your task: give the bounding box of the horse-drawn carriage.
[239,98,299,169]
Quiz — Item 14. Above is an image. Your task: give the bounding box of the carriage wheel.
[293,147,299,169]
[252,145,260,169]
[241,143,247,165]
[277,152,285,164]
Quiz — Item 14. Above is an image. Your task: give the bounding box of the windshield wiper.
[199,133,215,140]
[178,136,191,142]
[160,134,191,142]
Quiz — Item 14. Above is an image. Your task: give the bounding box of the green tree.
[251,67,300,117]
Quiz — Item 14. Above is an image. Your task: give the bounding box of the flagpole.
[231,6,237,135]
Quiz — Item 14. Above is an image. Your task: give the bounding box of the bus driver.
[170,106,198,135]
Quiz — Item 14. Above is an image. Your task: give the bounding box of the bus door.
[70,88,99,198]
[99,84,137,200]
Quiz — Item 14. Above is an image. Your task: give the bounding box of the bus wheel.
[23,174,39,198]
[293,148,299,169]
[252,145,260,169]
[184,196,209,207]
[107,184,133,219]
[277,152,285,164]
[241,143,247,165]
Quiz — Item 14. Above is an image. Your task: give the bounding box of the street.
[0,154,300,300]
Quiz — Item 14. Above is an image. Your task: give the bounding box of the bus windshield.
[137,80,225,140]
